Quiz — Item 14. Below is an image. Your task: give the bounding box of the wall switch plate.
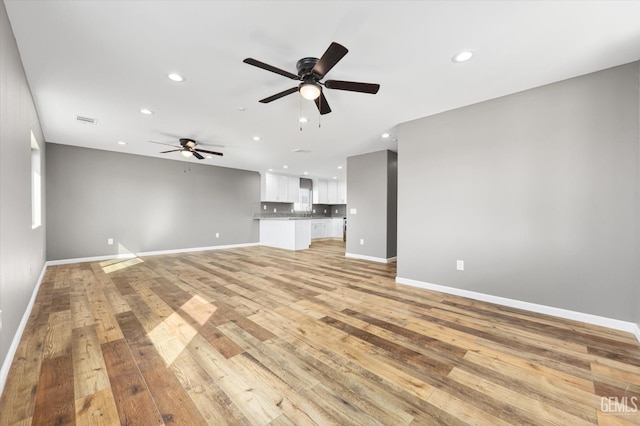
[107,238,114,245]
[360,238,364,245]
[456,260,464,271]
[215,233,219,238]
[350,208,357,215]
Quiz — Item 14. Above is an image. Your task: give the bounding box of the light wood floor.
[1,240,639,425]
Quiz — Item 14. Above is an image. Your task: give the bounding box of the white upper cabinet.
[337,179,347,204]
[261,172,300,202]
[314,179,328,204]
[327,180,338,204]
[312,178,347,204]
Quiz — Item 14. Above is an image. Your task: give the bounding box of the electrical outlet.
[324,209,327,213]
[107,238,114,245]
[263,205,267,210]
[273,208,277,213]
[215,233,219,238]
[360,238,364,245]
[456,260,464,271]
[335,209,338,213]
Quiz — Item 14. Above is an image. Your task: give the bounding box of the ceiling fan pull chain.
[299,96,303,131]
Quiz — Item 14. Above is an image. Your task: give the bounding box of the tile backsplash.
[259,202,346,217]
[311,204,346,217]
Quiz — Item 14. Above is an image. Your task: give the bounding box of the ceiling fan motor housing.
[180,138,197,148]
[296,57,319,79]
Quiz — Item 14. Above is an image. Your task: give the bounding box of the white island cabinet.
[259,218,311,250]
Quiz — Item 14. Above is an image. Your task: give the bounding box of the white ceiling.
[5,1,640,180]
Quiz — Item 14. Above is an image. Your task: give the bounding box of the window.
[31,131,41,229]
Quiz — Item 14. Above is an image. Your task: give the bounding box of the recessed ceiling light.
[298,117,308,123]
[333,176,337,179]
[338,166,343,169]
[268,168,273,172]
[238,106,246,112]
[452,51,473,63]
[140,108,154,115]
[303,172,308,175]
[117,141,126,145]
[382,133,390,138]
[283,165,288,169]
[253,136,261,141]
[167,73,185,82]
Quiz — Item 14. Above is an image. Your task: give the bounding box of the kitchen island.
[258,217,311,251]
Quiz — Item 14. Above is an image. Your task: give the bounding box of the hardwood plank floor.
[1,240,639,425]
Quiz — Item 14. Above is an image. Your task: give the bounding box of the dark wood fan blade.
[160,149,181,153]
[312,42,348,78]
[243,58,299,80]
[259,87,298,103]
[324,80,380,94]
[314,92,332,115]
[150,140,181,148]
[195,148,223,156]
[192,151,205,160]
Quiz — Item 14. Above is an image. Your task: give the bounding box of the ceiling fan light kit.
[243,42,380,115]
[299,81,321,100]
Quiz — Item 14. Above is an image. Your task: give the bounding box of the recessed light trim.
[167,73,185,82]
[140,108,154,115]
[283,165,288,169]
[452,51,473,63]
[338,166,343,170]
[303,172,308,175]
[268,168,273,172]
[117,141,127,145]
[298,117,308,123]
[382,133,390,138]
[253,136,261,141]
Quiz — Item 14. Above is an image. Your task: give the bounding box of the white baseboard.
[46,242,260,265]
[396,276,640,342]
[0,264,47,397]
[345,253,397,264]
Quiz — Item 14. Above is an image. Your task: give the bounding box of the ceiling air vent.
[292,148,311,153]
[75,115,98,125]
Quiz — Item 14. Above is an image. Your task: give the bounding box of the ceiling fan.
[243,42,380,115]
[150,138,223,160]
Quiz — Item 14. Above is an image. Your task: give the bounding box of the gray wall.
[47,144,260,260]
[386,151,398,258]
[397,62,640,323]
[347,150,397,260]
[0,1,47,369]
